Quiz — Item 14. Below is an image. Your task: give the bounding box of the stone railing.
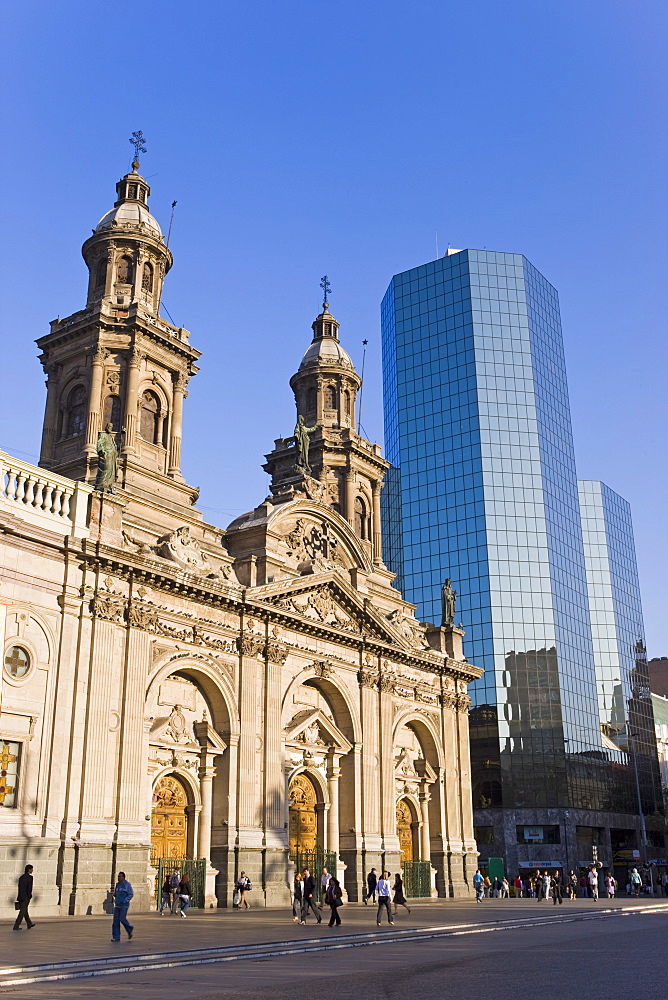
[0,451,92,539]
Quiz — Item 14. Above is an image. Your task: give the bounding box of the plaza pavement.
[1,895,667,997]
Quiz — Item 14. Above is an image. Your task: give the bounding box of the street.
[1,899,665,999]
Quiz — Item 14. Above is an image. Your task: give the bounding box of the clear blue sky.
[1,1,666,653]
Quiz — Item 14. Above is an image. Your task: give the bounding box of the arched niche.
[393,712,444,856]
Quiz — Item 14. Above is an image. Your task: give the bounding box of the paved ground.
[1,898,666,999]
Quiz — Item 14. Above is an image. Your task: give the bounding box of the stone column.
[123,347,144,455]
[327,756,341,856]
[168,373,188,478]
[198,763,216,860]
[84,345,107,457]
[346,469,356,527]
[371,481,383,565]
[39,363,62,466]
[419,788,431,861]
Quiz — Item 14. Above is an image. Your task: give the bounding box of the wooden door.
[288,773,318,857]
[151,775,188,859]
[397,799,414,864]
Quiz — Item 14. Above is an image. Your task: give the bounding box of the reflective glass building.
[578,481,661,814]
[381,250,664,876]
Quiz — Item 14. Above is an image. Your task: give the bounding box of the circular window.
[4,646,30,678]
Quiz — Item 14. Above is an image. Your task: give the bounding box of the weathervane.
[129,130,147,170]
[320,274,331,309]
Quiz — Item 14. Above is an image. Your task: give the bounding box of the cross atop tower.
[320,274,331,310]
[129,130,147,171]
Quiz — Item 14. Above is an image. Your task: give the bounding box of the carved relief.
[91,595,125,623]
[157,526,211,573]
[311,660,332,679]
[166,705,190,743]
[357,668,378,690]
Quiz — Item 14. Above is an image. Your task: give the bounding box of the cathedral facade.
[0,160,481,916]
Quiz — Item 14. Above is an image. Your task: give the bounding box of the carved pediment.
[284,708,352,756]
[254,575,411,647]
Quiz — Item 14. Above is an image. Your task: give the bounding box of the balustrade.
[0,451,92,538]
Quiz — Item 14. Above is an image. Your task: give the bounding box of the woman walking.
[178,874,191,917]
[159,874,172,914]
[392,873,411,916]
[236,871,252,909]
[325,877,343,926]
[292,872,303,923]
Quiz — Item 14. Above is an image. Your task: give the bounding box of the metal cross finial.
[129,130,147,169]
[320,275,331,308]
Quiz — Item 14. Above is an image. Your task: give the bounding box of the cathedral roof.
[299,335,354,371]
[95,200,162,237]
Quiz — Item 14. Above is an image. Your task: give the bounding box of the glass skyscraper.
[382,250,664,877]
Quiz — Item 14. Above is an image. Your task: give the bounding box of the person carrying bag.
[325,877,343,927]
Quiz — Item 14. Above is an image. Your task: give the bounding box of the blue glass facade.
[381,250,659,819]
[578,481,661,813]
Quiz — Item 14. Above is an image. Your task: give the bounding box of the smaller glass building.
[578,481,661,817]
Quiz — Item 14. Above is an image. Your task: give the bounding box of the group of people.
[473,867,628,903]
[159,869,192,916]
[291,867,411,928]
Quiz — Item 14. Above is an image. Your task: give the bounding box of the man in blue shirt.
[375,871,394,925]
[111,871,134,942]
[473,869,484,903]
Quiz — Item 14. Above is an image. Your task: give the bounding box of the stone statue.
[294,415,317,474]
[441,577,457,626]
[94,422,121,493]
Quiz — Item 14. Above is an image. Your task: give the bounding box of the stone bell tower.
[263,287,389,567]
[36,151,201,515]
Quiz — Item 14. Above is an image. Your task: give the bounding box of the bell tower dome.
[36,146,201,518]
[264,284,389,566]
[81,158,172,316]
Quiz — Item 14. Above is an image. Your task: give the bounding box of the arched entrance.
[396,798,417,864]
[288,773,318,856]
[151,774,189,859]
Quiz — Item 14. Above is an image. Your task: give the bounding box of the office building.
[381,249,665,879]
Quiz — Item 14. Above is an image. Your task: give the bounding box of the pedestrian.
[483,874,491,897]
[320,867,331,908]
[535,871,545,901]
[630,868,642,898]
[169,869,181,913]
[364,867,377,905]
[491,876,501,898]
[567,870,578,900]
[551,873,563,905]
[392,873,411,915]
[580,874,588,898]
[663,872,668,897]
[159,874,172,914]
[301,869,322,923]
[292,872,303,923]
[178,874,191,917]
[513,875,522,898]
[111,871,134,942]
[376,871,394,925]
[500,878,509,898]
[588,867,599,901]
[604,872,616,900]
[236,871,252,909]
[13,865,35,931]
[473,869,485,903]
[542,871,551,901]
[325,877,343,927]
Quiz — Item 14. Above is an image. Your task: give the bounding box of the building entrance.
[151,774,189,859]
[288,773,318,856]
[396,799,415,863]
